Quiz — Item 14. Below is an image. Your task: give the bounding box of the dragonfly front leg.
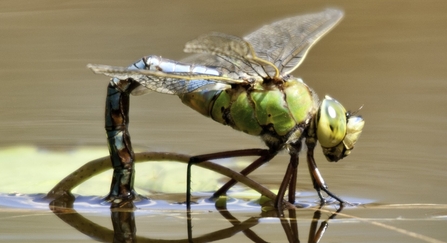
[305,139,345,204]
[105,79,141,208]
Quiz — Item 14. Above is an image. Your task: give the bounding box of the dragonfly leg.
[275,140,301,208]
[105,79,141,208]
[211,150,277,198]
[275,154,298,208]
[287,140,301,204]
[305,139,345,204]
[186,149,276,209]
[275,158,294,209]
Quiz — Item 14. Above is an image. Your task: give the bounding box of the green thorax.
[179,78,318,147]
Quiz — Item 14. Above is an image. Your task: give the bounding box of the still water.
[1,0,446,242]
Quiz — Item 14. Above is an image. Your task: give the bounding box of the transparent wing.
[185,32,255,61]
[183,32,279,78]
[183,9,343,78]
[87,63,246,95]
[244,8,343,75]
[182,52,252,77]
[90,9,343,94]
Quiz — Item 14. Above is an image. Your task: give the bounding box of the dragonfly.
[88,8,365,209]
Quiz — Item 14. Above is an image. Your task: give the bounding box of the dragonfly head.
[315,96,365,162]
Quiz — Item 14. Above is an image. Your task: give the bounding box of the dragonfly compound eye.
[316,96,365,162]
[342,115,365,153]
[316,95,347,149]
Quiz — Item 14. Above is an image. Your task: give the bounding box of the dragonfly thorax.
[180,77,319,151]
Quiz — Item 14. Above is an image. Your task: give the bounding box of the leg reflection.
[309,204,344,243]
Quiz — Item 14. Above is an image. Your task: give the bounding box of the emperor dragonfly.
[88,8,365,209]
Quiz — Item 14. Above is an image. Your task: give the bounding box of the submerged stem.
[45,152,292,208]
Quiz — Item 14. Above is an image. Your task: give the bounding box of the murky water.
[1,0,447,242]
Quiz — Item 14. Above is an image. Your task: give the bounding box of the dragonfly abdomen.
[131,55,220,75]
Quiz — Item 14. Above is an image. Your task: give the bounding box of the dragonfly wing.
[244,8,343,75]
[181,52,264,81]
[182,53,249,76]
[184,32,278,78]
[88,64,243,95]
[184,32,255,60]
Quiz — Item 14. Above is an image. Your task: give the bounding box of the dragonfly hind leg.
[186,149,277,208]
[105,79,141,208]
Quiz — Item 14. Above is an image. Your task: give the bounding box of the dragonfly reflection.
[50,199,344,243]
